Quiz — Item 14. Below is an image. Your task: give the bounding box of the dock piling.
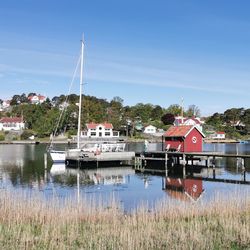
[165,153,168,177]
[44,153,47,170]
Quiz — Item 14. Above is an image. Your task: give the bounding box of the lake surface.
[0,143,249,211]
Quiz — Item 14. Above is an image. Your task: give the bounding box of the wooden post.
[242,158,246,182]
[165,153,168,177]
[183,154,186,178]
[44,153,47,170]
[162,177,165,190]
[77,171,80,204]
[212,156,216,179]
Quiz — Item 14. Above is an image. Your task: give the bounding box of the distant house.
[0,117,25,131]
[28,95,46,104]
[212,132,226,140]
[0,100,11,111]
[174,116,204,131]
[81,122,120,138]
[144,125,157,134]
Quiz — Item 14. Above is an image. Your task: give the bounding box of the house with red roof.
[174,116,204,131]
[0,100,11,111]
[164,125,205,152]
[28,94,46,104]
[0,117,25,131]
[212,131,226,139]
[81,122,120,138]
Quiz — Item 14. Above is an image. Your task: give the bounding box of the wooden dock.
[65,150,135,168]
[134,151,250,183]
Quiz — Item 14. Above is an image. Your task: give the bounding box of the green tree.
[186,105,201,117]
[165,104,182,116]
[151,105,163,121]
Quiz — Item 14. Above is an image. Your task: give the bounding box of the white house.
[0,117,25,131]
[143,125,157,134]
[174,116,204,131]
[81,122,119,138]
[28,95,46,104]
[212,132,226,139]
[0,100,11,111]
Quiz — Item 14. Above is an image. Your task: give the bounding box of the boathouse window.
[91,132,96,136]
[105,132,110,136]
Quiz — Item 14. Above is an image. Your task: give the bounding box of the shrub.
[20,130,34,140]
[0,134,5,141]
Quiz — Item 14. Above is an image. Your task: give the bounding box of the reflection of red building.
[165,177,204,201]
[164,125,205,152]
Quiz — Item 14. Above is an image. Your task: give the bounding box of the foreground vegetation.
[0,191,249,249]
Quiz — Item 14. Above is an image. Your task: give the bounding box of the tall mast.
[77,36,84,149]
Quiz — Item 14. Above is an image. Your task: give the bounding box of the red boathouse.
[164,125,205,152]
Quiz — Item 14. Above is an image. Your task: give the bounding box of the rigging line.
[49,53,81,149]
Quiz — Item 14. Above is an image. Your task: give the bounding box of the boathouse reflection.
[165,177,204,202]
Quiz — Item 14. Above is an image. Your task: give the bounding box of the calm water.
[0,143,249,211]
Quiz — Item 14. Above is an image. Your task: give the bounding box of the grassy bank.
[0,192,249,249]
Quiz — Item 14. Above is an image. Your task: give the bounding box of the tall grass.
[0,190,249,249]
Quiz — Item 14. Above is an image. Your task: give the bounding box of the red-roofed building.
[174,116,204,131]
[81,122,119,138]
[28,95,46,104]
[164,125,205,152]
[0,117,25,131]
[212,131,226,139]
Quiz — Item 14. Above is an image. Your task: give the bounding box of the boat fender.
[95,149,101,155]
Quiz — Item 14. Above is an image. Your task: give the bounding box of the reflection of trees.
[5,161,45,187]
[51,171,94,186]
[216,157,250,174]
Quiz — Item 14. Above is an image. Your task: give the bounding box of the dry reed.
[0,190,249,249]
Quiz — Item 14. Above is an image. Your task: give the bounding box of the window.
[90,132,96,136]
[105,132,110,136]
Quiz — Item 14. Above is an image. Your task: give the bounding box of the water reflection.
[165,177,204,202]
[0,143,249,209]
[50,164,134,186]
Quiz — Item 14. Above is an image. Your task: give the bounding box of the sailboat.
[49,37,85,163]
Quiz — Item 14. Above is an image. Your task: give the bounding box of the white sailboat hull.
[50,150,66,163]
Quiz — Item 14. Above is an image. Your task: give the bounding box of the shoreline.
[0,138,241,144]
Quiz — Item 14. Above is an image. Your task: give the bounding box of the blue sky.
[1,1,250,116]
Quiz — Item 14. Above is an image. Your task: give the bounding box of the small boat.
[49,149,66,163]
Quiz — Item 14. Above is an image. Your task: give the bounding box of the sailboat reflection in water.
[50,165,134,186]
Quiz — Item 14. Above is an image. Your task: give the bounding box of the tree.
[10,95,21,105]
[161,113,175,125]
[130,103,154,123]
[151,105,163,121]
[20,93,28,103]
[224,108,243,128]
[165,104,182,116]
[186,105,200,117]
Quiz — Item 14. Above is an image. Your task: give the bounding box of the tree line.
[0,93,202,138]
